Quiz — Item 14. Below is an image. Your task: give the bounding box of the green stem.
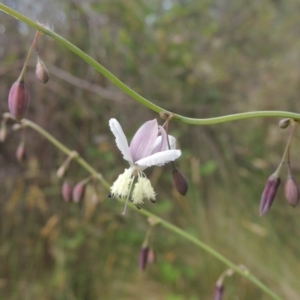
[1,4,300,125]
[13,115,281,300]
[18,31,38,82]
[21,118,109,188]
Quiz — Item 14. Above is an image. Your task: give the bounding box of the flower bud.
[214,283,224,300]
[72,181,86,203]
[0,120,7,142]
[147,248,156,264]
[284,176,299,207]
[56,151,78,178]
[35,57,49,84]
[172,168,188,196]
[8,80,29,121]
[260,174,281,216]
[278,118,291,129]
[16,142,27,162]
[62,181,73,203]
[139,245,149,272]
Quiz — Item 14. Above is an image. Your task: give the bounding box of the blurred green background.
[1,0,300,299]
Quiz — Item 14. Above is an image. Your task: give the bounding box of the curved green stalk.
[1,3,300,125]
[15,116,281,300]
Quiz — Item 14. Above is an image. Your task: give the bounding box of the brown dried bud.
[260,174,281,216]
[62,181,73,203]
[139,245,149,272]
[72,181,86,203]
[172,168,188,196]
[214,283,224,300]
[284,176,299,207]
[147,248,156,264]
[16,142,27,162]
[8,80,29,121]
[278,118,291,129]
[36,57,49,84]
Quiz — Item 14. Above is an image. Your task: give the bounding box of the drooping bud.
[172,168,188,196]
[278,118,291,129]
[56,151,78,178]
[147,248,156,264]
[35,56,49,84]
[284,176,299,207]
[8,80,29,121]
[214,283,224,300]
[139,245,149,272]
[72,181,86,203]
[62,181,73,203]
[91,193,100,205]
[16,142,27,162]
[260,173,281,216]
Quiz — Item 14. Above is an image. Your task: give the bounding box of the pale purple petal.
[151,126,168,154]
[152,133,176,152]
[129,119,158,162]
[135,150,181,168]
[109,119,133,163]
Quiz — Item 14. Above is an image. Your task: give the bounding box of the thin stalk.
[1,4,300,125]
[10,115,281,300]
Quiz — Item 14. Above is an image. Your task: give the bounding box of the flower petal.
[135,149,181,168]
[130,119,158,162]
[151,126,168,154]
[109,119,133,163]
[152,133,177,152]
[168,135,176,150]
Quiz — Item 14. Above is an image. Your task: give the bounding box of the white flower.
[109,118,181,213]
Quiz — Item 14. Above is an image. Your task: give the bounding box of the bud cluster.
[8,29,49,121]
[260,120,299,216]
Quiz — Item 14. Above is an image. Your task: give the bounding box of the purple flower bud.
[147,248,156,264]
[139,245,149,272]
[284,176,299,207]
[214,284,224,300]
[36,57,49,84]
[16,142,27,162]
[72,181,86,203]
[8,80,29,121]
[172,168,188,196]
[260,174,281,216]
[62,181,73,203]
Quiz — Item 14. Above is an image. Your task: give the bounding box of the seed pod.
[260,174,281,216]
[8,80,29,121]
[35,56,49,84]
[72,181,86,203]
[172,168,188,196]
[62,181,73,203]
[278,118,291,129]
[16,142,27,162]
[139,245,149,272]
[284,176,299,207]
